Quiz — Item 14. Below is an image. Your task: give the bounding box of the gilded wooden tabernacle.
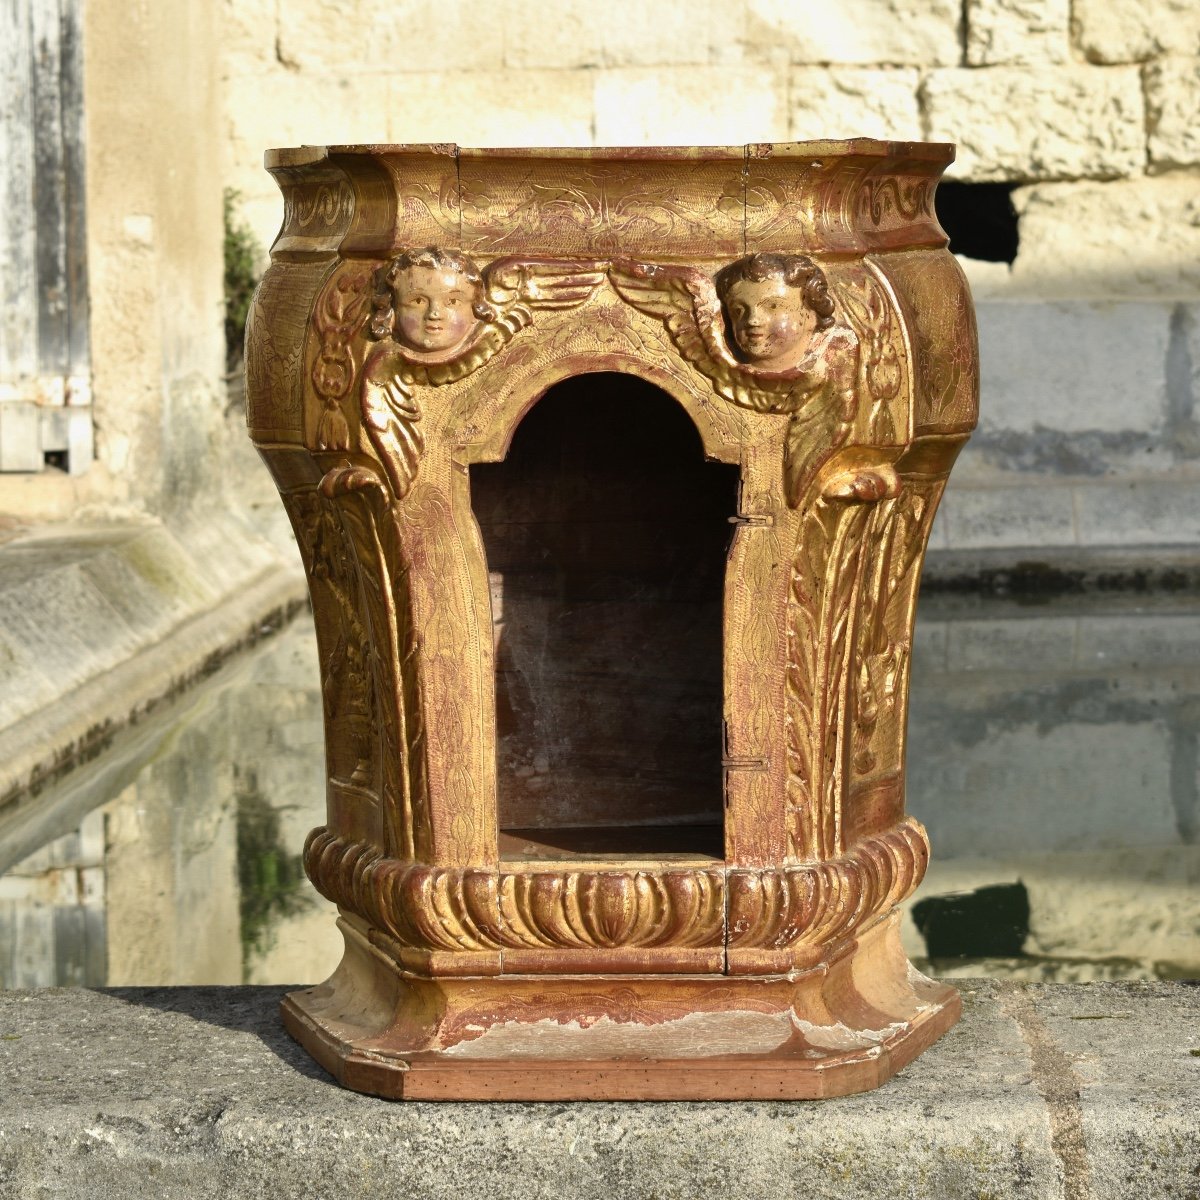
[246,142,977,1100]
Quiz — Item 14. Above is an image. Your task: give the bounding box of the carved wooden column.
[246,142,977,1100]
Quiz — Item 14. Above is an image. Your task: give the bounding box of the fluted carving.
[305,821,926,957]
[727,818,929,951]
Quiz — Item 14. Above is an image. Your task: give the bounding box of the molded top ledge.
[264,140,956,170]
[263,140,957,262]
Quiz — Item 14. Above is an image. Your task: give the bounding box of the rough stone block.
[942,614,1078,672]
[217,0,278,77]
[1041,983,1200,1197]
[503,0,744,68]
[906,854,1200,976]
[501,1,606,69]
[972,301,1169,444]
[1011,178,1200,299]
[1073,477,1200,546]
[909,718,1176,855]
[1023,850,1200,966]
[1181,303,1200,454]
[923,65,1145,181]
[0,403,41,472]
[275,0,495,72]
[593,66,787,145]
[935,479,1078,549]
[965,0,1071,65]
[389,69,594,149]
[789,67,922,142]
[1074,0,1200,63]
[222,67,387,183]
[0,613,59,729]
[0,985,1078,1199]
[1076,613,1200,668]
[1146,57,1200,169]
[746,0,962,66]
[0,518,303,804]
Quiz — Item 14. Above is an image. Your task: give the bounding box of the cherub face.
[392,264,477,353]
[724,277,817,370]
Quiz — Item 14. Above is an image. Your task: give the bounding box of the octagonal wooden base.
[281,912,960,1101]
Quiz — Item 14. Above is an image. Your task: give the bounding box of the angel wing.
[836,270,903,404]
[607,258,796,413]
[360,346,423,502]
[485,256,609,326]
[782,363,857,507]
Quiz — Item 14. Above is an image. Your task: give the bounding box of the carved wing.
[361,349,423,502]
[836,271,903,404]
[485,257,609,317]
[783,375,856,506]
[608,258,794,412]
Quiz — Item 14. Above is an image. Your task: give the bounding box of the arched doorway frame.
[408,346,796,869]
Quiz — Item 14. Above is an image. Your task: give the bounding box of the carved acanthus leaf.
[836,269,903,406]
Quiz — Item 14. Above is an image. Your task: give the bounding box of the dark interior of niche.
[470,373,738,862]
[934,182,1019,264]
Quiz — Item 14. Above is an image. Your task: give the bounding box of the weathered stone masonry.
[219,0,1200,556]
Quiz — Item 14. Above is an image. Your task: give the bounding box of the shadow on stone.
[912,882,1031,959]
[96,985,339,1087]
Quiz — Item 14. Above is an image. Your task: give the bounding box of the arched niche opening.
[470,373,739,862]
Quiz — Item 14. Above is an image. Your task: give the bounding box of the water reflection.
[1,594,1197,987]
[0,618,340,988]
[903,590,1200,981]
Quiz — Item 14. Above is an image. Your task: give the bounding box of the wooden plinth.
[281,912,959,1101]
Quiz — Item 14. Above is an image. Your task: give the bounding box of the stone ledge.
[922,544,1200,597]
[0,982,1196,1198]
[0,517,307,806]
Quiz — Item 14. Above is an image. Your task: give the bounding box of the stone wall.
[220,0,1200,556]
[0,0,306,807]
[2,0,253,523]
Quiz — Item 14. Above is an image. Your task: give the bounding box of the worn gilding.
[246,142,977,1100]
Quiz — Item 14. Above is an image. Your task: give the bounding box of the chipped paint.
[442,1008,796,1059]
[789,1013,910,1051]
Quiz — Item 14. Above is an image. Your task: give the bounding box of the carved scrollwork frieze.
[860,175,934,227]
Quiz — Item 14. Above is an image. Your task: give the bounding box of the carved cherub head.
[716,253,836,371]
[370,246,494,354]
